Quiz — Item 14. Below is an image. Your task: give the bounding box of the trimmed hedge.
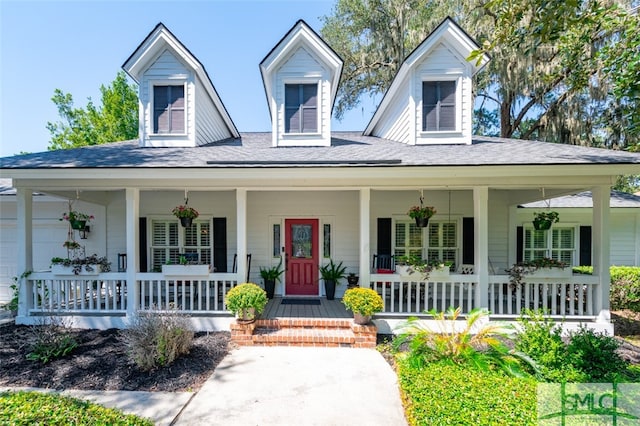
[572,266,640,311]
[0,391,152,425]
[396,358,537,426]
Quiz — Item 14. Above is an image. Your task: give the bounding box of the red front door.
[285,219,319,296]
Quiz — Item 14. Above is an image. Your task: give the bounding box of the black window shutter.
[139,217,147,272]
[579,226,592,266]
[462,217,474,264]
[516,226,524,263]
[213,218,228,273]
[377,218,392,256]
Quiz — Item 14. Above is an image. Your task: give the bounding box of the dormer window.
[285,83,317,133]
[422,81,456,132]
[153,85,185,134]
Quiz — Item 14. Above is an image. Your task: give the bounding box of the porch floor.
[261,297,351,319]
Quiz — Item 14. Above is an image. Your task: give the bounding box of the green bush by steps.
[397,358,537,426]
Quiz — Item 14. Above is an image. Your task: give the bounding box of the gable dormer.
[260,20,342,147]
[123,23,239,148]
[364,18,489,145]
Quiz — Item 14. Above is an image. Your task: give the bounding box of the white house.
[1,19,639,335]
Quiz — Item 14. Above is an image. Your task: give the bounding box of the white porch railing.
[370,273,599,318]
[370,273,477,315]
[26,272,238,314]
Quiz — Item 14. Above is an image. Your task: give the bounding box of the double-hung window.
[394,221,423,259]
[422,81,456,131]
[285,83,317,133]
[524,226,576,265]
[150,220,211,271]
[153,85,185,134]
[426,221,458,268]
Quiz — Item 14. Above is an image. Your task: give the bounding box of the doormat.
[281,299,321,305]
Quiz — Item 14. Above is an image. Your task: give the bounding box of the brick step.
[231,317,377,348]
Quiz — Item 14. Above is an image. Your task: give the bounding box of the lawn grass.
[0,391,153,426]
[396,358,537,426]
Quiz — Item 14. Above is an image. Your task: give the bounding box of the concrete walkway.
[2,346,407,426]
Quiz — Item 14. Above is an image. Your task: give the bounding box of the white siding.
[194,75,234,145]
[274,46,331,147]
[372,78,412,144]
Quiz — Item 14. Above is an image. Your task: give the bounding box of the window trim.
[282,79,321,137]
[522,223,579,266]
[149,80,188,137]
[419,75,462,136]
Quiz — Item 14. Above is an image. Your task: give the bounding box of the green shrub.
[397,358,536,426]
[225,282,268,317]
[342,287,384,315]
[0,391,152,425]
[120,307,194,371]
[26,318,78,364]
[395,307,529,376]
[610,266,640,311]
[567,325,627,382]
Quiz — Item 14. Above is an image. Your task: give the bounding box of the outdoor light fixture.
[79,225,90,239]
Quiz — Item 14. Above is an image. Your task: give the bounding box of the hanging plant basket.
[415,217,430,228]
[70,220,86,230]
[533,218,552,231]
[180,217,193,228]
[532,211,559,231]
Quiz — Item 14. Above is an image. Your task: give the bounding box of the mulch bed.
[0,324,229,392]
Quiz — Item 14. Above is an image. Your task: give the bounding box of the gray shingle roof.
[521,191,640,208]
[2,132,640,169]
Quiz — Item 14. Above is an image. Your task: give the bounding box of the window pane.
[285,108,299,133]
[439,105,455,130]
[408,223,422,247]
[302,107,317,132]
[285,84,317,133]
[169,86,184,107]
[154,86,168,108]
[302,84,317,107]
[273,224,281,257]
[440,81,456,104]
[323,224,331,258]
[422,82,438,104]
[292,224,313,258]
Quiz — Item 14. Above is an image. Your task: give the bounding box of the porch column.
[359,188,371,287]
[236,189,247,284]
[125,188,140,318]
[592,186,611,323]
[16,188,33,318]
[474,186,489,309]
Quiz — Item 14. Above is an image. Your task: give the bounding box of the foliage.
[567,325,628,382]
[59,210,94,223]
[259,257,284,282]
[6,271,32,313]
[26,318,78,364]
[515,310,632,382]
[171,205,199,219]
[396,358,537,426]
[321,0,640,150]
[506,257,568,288]
[62,240,81,250]
[120,307,194,372]
[0,391,153,425]
[50,254,112,275]
[394,307,530,376]
[342,287,384,315]
[225,283,268,316]
[407,205,436,220]
[47,71,138,150]
[610,266,640,311]
[319,259,348,282]
[532,211,559,224]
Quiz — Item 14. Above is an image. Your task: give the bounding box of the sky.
[0,0,379,157]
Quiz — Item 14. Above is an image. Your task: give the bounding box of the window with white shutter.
[394,221,423,259]
[285,84,317,133]
[427,221,458,269]
[150,219,211,271]
[524,226,576,265]
[422,81,456,131]
[153,85,185,134]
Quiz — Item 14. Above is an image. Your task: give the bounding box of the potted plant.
[319,259,347,300]
[162,255,209,276]
[259,257,284,299]
[407,204,436,227]
[506,257,569,288]
[342,287,384,325]
[533,211,559,231]
[172,204,199,228]
[225,282,268,323]
[347,272,359,289]
[51,254,111,275]
[60,210,94,230]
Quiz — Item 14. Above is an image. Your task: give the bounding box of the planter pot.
[533,219,552,231]
[347,275,359,289]
[353,313,372,325]
[395,265,418,277]
[52,264,101,276]
[180,217,193,228]
[162,265,210,276]
[427,265,450,279]
[415,217,430,227]
[263,279,276,299]
[324,279,337,300]
[70,220,86,230]
[528,267,572,278]
[236,307,257,323]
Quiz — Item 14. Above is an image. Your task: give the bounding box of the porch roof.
[520,190,640,208]
[1,132,640,170]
